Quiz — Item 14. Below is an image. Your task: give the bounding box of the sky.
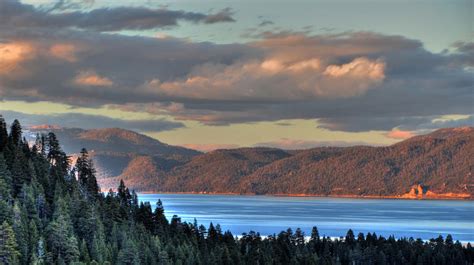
[0,0,473,151]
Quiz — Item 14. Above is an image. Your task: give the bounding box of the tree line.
[0,116,473,265]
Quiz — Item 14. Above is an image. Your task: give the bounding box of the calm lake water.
[138,194,474,242]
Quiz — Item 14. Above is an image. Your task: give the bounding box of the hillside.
[26,127,201,182]
[239,127,473,198]
[3,118,471,265]
[161,148,292,192]
[132,127,473,199]
[28,126,473,198]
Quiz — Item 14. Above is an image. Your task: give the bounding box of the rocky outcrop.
[401,184,471,199]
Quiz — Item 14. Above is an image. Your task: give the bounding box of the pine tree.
[310,226,320,242]
[76,148,99,199]
[12,201,30,265]
[0,154,12,200]
[0,176,12,224]
[79,239,91,263]
[346,229,355,247]
[116,238,140,265]
[0,221,20,265]
[47,197,80,264]
[10,151,27,197]
[0,115,8,152]
[0,117,471,265]
[9,120,22,146]
[46,132,70,180]
[28,220,39,265]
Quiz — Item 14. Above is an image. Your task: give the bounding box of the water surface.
[138,194,474,242]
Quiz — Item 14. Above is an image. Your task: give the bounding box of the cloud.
[255,138,380,150]
[0,41,35,74]
[154,55,385,100]
[44,0,96,11]
[0,0,235,32]
[385,129,415,139]
[0,2,472,135]
[49,43,80,62]
[451,41,474,67]
[0,110,185,133]
[0,31,254,105]
[316,116,436,132]
[401,115,474,131]
[323,57,385,79]
[74,70,113,87]
[258,20,274,27]
[204,8,235,24]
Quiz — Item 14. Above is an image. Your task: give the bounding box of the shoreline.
[232,235,473,246]
[132,190,473,201]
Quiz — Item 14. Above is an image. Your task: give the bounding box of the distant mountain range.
[28,126,474,199]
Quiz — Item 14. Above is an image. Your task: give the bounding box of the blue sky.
[25,0,472,51]
[165,0,471,52]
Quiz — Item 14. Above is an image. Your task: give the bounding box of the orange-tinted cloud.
[49,43,79,62]
[157,55,385,100]
[74,70,113,87]
[386,129,415,139]
[0,26,471,132]
[324,57,385,80]
[0,42,35,74]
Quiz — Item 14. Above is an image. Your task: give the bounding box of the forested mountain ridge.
[102,127,472,199]
[237,126,473,198]
[26,127,201,180]
[27,125,474,198]
[1,116,474,264]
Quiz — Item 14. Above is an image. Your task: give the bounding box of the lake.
[138,194,474,242]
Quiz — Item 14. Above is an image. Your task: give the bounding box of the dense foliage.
[1,116,473,265]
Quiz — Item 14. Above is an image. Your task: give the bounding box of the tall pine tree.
[0,115,7,152]
[9,120,22,147]
[76,148,99,199]
[0,221,20,265]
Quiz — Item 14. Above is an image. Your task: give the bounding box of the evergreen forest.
[0,116,473,265]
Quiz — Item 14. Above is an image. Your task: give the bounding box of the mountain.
[238,127,473,198]
[161,147,292,193]
[26,127,201,181]
[28,126,473,199]
[121,127,473,199]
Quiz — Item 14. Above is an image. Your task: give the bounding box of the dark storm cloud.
[0,0,235,32]
[0,110,185,132]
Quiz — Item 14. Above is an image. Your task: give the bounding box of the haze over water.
[138,194,474,242]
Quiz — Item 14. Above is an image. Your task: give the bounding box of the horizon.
[7,120,474,152]
[1,0,472,151]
